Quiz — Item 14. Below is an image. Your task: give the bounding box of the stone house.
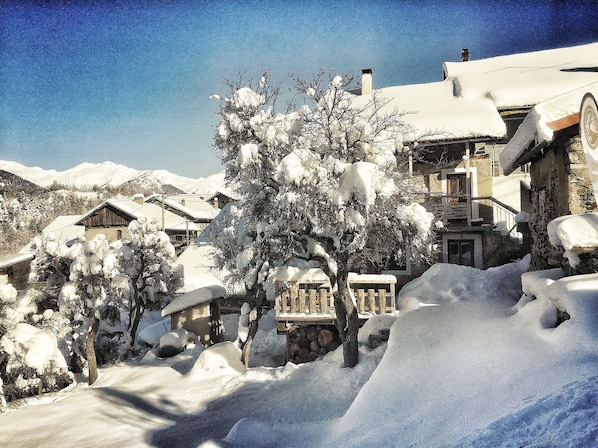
[501,84,598,272]
[354,43,598,283]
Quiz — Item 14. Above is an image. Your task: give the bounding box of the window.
[448,239,475,267]
[447,173,467,203]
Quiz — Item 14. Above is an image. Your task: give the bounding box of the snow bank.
[190,342,246,376]
[331,256,597,447]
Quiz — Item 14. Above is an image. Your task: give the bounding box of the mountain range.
[0,160,226,195]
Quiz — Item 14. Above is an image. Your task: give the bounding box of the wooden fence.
[275,285,396,320]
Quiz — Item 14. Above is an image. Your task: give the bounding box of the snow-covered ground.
[1,256,596,447]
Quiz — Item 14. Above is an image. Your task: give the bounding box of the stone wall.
[528,134,596,271]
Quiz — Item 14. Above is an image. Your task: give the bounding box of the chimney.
[361,68,373,95]
[213,196,219,209]
[461,48,470,62]
[133,193,144,205]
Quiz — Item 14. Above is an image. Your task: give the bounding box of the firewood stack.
[286,325,342,364]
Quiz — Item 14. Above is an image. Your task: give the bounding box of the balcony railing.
[427,194,521,240]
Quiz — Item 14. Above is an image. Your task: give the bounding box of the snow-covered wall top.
[444,43,598,110]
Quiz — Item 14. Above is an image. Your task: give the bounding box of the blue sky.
[1,0,597,178]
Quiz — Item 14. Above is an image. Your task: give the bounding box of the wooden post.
[465,143,472,227]
[309,289,317,314]
[299,290,306,313]
[379,288,387,314]
[290,285,298,313]
[357,289,365,314]
[368,289,376,313]
[320,289,329,313]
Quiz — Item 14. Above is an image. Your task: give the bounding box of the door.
[448,239,475,267]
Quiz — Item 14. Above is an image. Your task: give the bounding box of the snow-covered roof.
[42,215,85,246]
[161,284,227,317]
[146,194,220,222]
[352,79,507,143]
[186,171,240,200]
[443,42,598,110]
[0,252,34,269]
[500,83,598,175]
[353,43,598,147]
[78,199,203,232]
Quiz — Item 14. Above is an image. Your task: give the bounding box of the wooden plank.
[290,286,297,313]
[320,289,328,313]
[368,289,376,313]
[379,289,387,314]
[309,289,317,314]
[357,289,365,314]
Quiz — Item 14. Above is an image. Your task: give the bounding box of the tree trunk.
[86,316,100,385]
[333,263,359,368]
[241,287,265,366]
[129,301,143,348]
[128,282,142,347]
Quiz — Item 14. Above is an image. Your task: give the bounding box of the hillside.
[0,160,227,256]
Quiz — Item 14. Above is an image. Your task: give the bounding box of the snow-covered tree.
[214,71,435,367]
[58,235,129,384]
[119,217,183,349]
[29,233,80,292]
[203,202,276,365]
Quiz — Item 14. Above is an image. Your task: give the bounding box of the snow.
[2,257,596,447]
[175,236,228,293]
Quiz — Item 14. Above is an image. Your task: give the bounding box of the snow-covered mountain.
[0,160,225,194]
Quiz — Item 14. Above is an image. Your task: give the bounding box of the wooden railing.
[276,286,396,320]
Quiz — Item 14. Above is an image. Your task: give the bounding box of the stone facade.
[528,133,596,271]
